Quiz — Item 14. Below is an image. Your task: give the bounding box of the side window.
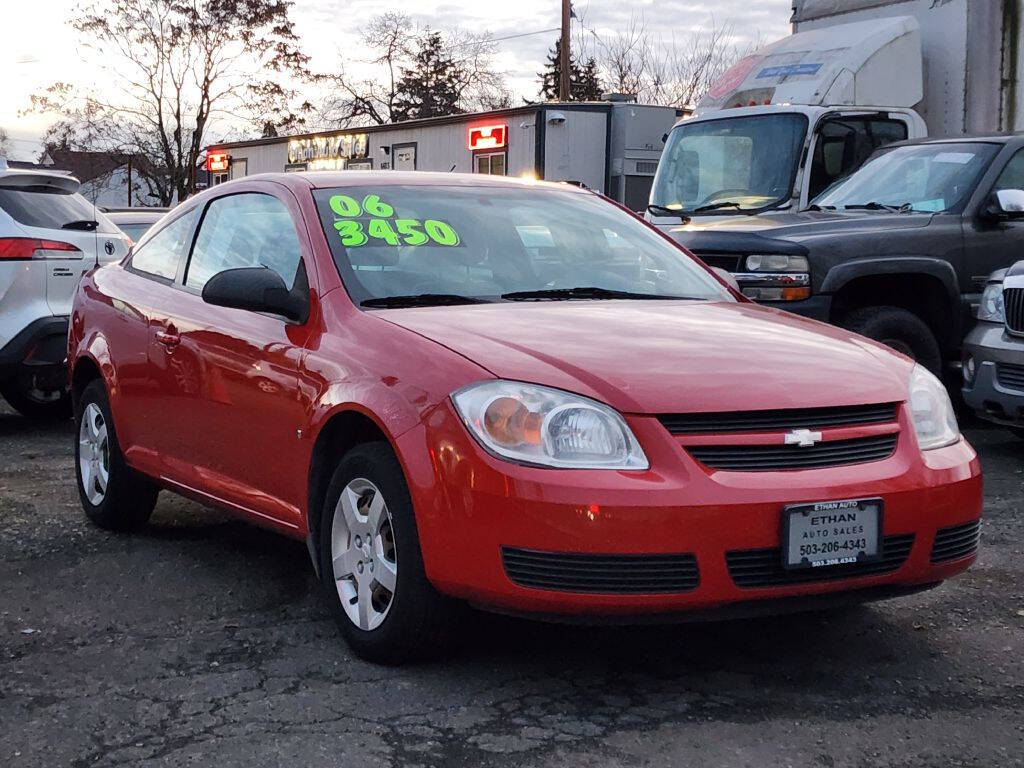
[185,193,303,292]
[130,208,198,280]
[993,149,1024,192]
[809,118,908,199]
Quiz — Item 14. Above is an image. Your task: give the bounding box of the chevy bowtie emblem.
[784,429,822,447]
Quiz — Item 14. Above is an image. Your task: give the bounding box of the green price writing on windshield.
[328,193,461,248]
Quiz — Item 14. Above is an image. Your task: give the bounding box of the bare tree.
[26,0,312,204]
[575,12,756,108]
[0,127,10,158]
[319,13,510,128]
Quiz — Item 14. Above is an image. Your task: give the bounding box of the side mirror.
[201,267,308,323]
[986,188,1024,218]
[711,266,741,292]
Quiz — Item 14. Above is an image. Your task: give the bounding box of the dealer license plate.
[783,498,882,570]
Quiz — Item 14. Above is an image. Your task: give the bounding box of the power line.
[489,27,559,44]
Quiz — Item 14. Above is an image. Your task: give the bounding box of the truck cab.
[648,16,927,224]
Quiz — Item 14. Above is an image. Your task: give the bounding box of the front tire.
[842,306,943,375]
[319,442,458,664]
[75,379,158,530]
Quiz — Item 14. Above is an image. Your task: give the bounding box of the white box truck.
[647,0,1024,223]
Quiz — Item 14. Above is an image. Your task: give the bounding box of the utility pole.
[559,0,571,100]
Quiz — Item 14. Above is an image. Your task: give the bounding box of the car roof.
[228,170,591,193]
[882,133,1024,149]
[105,210,168,224]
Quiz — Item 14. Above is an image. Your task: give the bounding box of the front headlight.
[744,254,809,272]
[977,282,1005,322]
[908,364,960,450]
[451,380,649,469]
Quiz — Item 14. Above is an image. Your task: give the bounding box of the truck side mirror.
[986,189,1024,218]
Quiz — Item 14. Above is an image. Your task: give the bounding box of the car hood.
[378,301,910,414]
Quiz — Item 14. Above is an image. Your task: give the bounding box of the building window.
[212,172,229,185]
[475,152,506,175]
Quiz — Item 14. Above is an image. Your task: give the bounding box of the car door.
[962,146,1024,297]
[112,206,201,475]
[805,115,909,201]
[149,188,313,529]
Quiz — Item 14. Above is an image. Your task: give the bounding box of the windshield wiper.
[804,203,836,211]
[361,293,491,308]
[61,219,99,231]
[691,201,744,214]
[647,204,689,221]
[842,202,912,213]
[501,286,699,302]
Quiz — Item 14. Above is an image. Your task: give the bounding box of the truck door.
[962,148,1024,302]
[806,116,910,202]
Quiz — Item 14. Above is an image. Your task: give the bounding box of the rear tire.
[842,306,943,375]
[318,441,459,664]
[1,369,71,421]
[75,379,158,530]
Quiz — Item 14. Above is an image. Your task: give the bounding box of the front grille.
[689,433,897,471]
[1005,287,1024,334]
[695,253,743,272]
[502,548,699,594]
[727,533,914,588]
[931,519,981,563]
[658,403,898,435]
[996,362,1024,391]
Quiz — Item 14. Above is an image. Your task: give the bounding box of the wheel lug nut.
[357,562,364,574]
[354,536,362,547]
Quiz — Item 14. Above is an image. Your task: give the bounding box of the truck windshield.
[649,113,808,215]
[813,143,1000,213]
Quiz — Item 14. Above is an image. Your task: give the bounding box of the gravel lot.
[0,403,1021,768]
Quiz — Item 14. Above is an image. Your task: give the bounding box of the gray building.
[206,101,680,212]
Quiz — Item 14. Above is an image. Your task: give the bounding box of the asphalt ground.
[0,403,1021,767]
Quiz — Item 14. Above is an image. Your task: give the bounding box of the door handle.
[155,330,180,349]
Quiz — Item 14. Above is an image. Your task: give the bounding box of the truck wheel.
[75,379,159,530]
[0,369,71,421]
[842,306,942,375]
[319,441,460,664]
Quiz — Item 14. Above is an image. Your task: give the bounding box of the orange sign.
[468,124,507,151]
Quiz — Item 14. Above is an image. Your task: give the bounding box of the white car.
[0,161,130,418]
[104,208,169,244]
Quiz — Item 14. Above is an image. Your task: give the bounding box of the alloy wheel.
[79,403,110,505]
[330,477,398,631]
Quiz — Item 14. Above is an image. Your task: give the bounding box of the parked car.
[0,162,130,418]
[69,172,982,663]
[104,207,169,243]
[962,258,1024,437]
[663,135,1024,374]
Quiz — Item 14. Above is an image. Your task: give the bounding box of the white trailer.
[648,0,1024,222]
[206,101,678,212]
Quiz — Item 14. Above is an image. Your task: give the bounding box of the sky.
[0,0,792,161]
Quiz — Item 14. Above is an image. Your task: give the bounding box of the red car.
[69,173,982,663]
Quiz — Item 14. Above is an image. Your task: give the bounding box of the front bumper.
[401,401,982,618]
[758,294,832,322]
[962,321,1024,427]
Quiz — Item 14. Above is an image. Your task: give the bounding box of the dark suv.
[663,135,1024,373]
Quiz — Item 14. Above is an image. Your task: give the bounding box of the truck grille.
[658,403,898,434]
[996,362,1024,391]
[502,548,699,594]
[726,533,914,588]
[1005,288,1024,334]
[930,520,981,563]
[695,253,743,272]
[688,433,898,471]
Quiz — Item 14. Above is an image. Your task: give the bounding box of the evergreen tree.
[537,39,605,101]
[392,31,465,121]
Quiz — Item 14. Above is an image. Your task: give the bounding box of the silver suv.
[0,161,129,418]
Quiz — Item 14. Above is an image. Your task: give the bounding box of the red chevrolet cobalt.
[68,173,981,663]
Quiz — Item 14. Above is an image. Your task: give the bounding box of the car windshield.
[649,113,808,215]
[813,143,1000,213]
[313,184,732,306]
[0,185,120,233]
